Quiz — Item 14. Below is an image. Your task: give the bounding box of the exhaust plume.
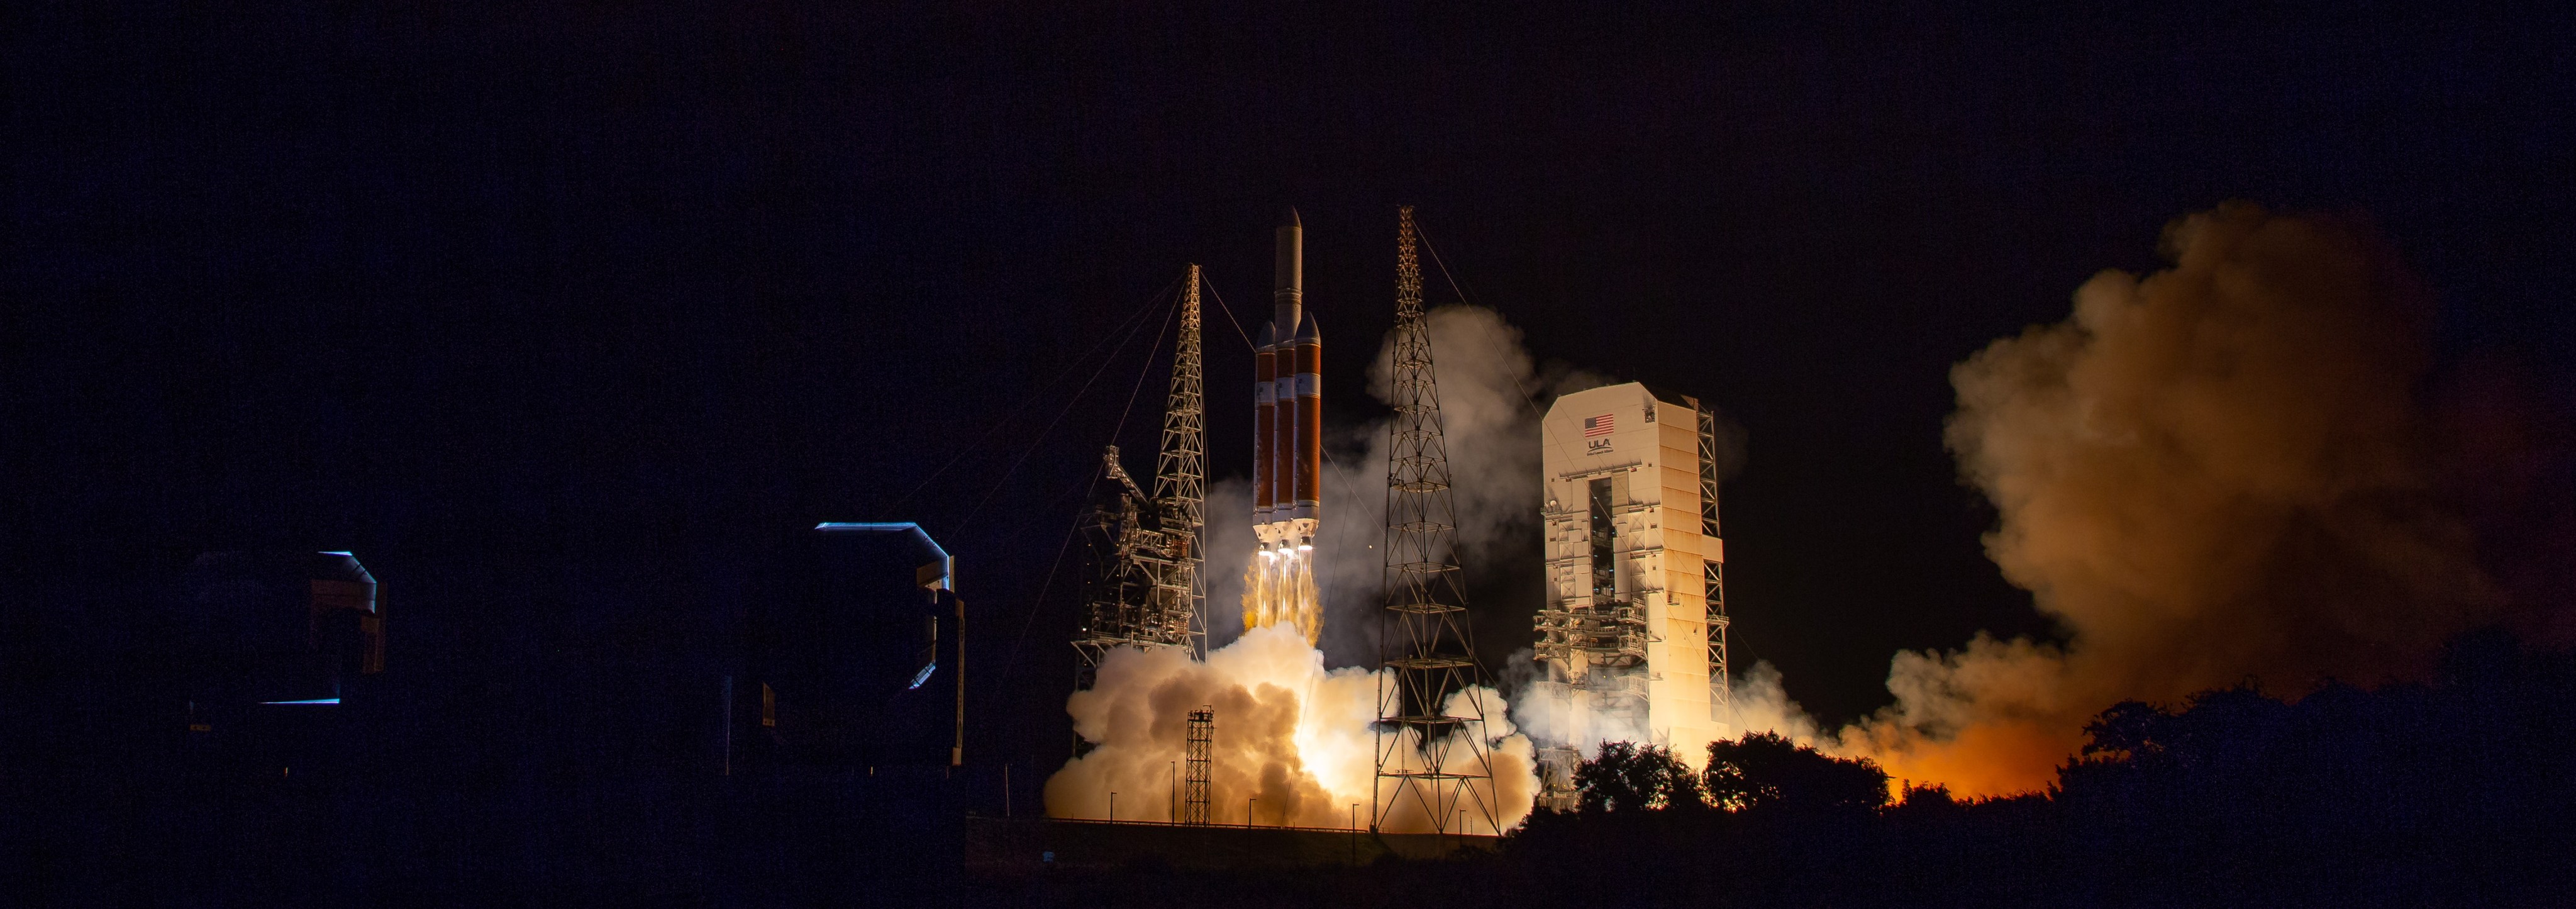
[1831,203,2518,796]
[1240,553,1321,644]
[1045,624,1538,831]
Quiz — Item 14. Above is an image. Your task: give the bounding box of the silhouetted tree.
[1702,731,1889,813]
[1573,742,1704,812]
[1890,781,1958,813]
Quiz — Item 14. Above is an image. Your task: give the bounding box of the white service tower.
[1530,382,1731,811]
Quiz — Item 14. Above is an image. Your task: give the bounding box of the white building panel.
[1528,382,1733,810]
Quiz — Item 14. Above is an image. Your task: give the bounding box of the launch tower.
[1529,382,1731,811]
[1072,266,1209,687]
[1372,206,1502,834]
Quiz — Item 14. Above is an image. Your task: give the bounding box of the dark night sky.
[9,2,2573,769]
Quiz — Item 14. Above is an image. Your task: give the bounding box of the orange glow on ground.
[1852,720,2085,800]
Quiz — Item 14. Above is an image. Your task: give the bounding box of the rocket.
[1255,208,1321,552]
[1244,208,1324,642]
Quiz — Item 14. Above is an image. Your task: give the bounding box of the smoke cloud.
[1833,204,2519,796]
[1045,624,1537,832]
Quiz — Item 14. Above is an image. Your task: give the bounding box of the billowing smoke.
[1053,305,1565,830]
[1825,204,2527,796]
[1502,653,1658,766]
[1045,624,1537,832]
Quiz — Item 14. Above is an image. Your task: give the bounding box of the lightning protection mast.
[1373,207,1500,835]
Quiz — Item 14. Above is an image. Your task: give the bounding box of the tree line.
[1014,630,2576,907]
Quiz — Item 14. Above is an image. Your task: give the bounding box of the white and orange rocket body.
[1255,210,1319,550]
[1242,209,1324,643]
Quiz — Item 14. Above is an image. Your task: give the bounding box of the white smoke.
[1045,623,1537,832]
[1501,651,1655,761]
[1721,660,1829,747]
[1506,659,1823,769]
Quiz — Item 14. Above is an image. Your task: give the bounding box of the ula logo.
[1586,437,1614,455]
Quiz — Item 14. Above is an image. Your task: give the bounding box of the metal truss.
[1372,207,1501,835]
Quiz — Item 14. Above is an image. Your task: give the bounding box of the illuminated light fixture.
[1297,544,1313,552]
[262,698,341,705]
[908,662,937,690]
[318,550,353,557]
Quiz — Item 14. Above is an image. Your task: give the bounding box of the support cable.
[891,274,1182,517]
[952,281,1172,534]
[1414,223,1582,473]
[982,477,1099,719]
[1109,291,1181,450]
[1197,274,1259,351]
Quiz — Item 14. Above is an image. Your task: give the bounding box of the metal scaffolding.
[1698,404,1730,715]
[1373,207,1501,835]
[1155,265,1209,657]
[1073,267,1209,691]
[1184,706,1213,825]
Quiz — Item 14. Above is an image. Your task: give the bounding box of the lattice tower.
[1184,706,1213,825]
[1154,265,1208,657]
[1072,267,1206,695]
[1372,206,1500,835]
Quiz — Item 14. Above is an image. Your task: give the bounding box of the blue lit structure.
[165,550,386,778]
[176,550,384,708]
[815,521,953,591]
[738,521,965,771]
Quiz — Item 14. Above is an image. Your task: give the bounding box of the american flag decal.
[1582,414,1616,437]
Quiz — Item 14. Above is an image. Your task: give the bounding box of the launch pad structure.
[1372,207,1502,835]
[1529,381,1733,810]
[1071,265,1208,689]
[1064,209,1502,836]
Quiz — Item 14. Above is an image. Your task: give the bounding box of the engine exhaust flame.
[1241,547,1322,645]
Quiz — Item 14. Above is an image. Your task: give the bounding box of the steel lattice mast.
[1153,265,1209,656]
[1182,706,1214,825]
[1072,266,1207,694]
[1373,207,1500,834]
